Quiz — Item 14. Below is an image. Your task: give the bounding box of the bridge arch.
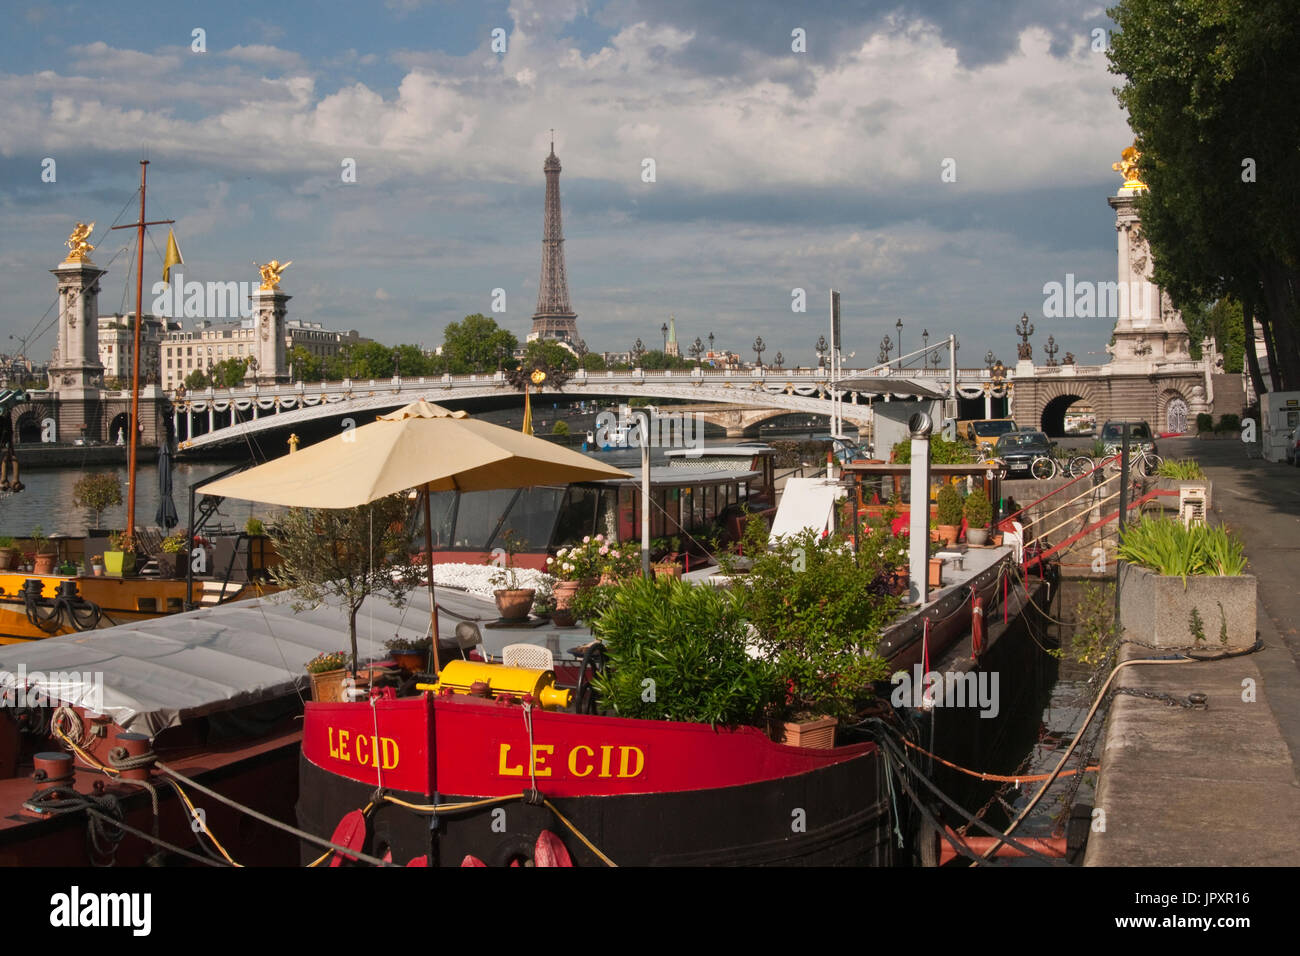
[15,408,46,444]
[1034,382,1099,437]
[107,412,134,445]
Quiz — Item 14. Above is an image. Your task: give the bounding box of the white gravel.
[430,562,555,599]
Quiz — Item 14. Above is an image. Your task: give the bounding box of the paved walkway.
[1085,436,1300,865]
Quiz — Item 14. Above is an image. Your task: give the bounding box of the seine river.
[0,459,266,537]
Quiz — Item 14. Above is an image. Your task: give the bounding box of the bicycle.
[1103,448,1162,478]
[1067,455,1096,478]
[1030,455,1057,480]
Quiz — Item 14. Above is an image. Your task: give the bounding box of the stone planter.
[967,528,989,546]
[1118,563,1256,650]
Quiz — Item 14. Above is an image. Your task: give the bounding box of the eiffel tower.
[528,134,580,344]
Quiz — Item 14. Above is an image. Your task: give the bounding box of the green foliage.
[270,495,418,671]
[305,651,350,674]
[1195,413,1214,433]
[581,353,607,371]
[590,577,782,726]
[73,473,122,526]
[288,346,323,382]
[0,536,15,549]
[29,525,51,554]
[160,531,187,554]
[441,314,518,374]
[210,357,250,388]
[963,491,992,529]
[734,526,902,720]
[1108,0,1300,390]
[1066,582,1117,666]
[1157,458,1206,480]
[637,349,695,371]
[892,436,975,465]
[935,484,965,526]
[1185,298,1246,373]
[183,368,211,390]
[551,420,570,436]
[1117,516,1248,583]
[1188,606,1206,645]
[523,339,577,371]
[1215,414,1240,434]
[384,636,431,653]
[245,516,265,536]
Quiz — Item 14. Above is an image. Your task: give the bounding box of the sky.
[0,0,1133,370]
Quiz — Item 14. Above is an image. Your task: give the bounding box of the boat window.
[499,487,566,552]
[551,486,601,548]
[427,491,458,547]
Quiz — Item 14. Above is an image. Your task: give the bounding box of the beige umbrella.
[200,400,630,672]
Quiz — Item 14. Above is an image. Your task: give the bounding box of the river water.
[0,459,265,538]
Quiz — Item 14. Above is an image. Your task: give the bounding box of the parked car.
[992,430,1055,477]
[958,418,1018,454]
[1100,420,1158,457]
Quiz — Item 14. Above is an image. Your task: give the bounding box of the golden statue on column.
[65,222,95,261]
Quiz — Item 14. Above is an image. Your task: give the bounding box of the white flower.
[583,536,591,544]
[564,563,573,572]
[545,556,553,565]
[599,546,609,555]
[596,534,606,542]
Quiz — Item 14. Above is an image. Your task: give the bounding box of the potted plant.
[90,554,104,576]
[305,651,352,702]
[155,531,188,578]
[488,530,535,622]
[548,535,608,625]
[271,495,419,682]
[30,526,57,575]
[103,531,136,576]
[532,578,556,620]
[935,484,964,546]
[72,473,122,535]
[963,491,993,546]
[383,637,431,672]
[601,541,641,582]
[0,536,17,571]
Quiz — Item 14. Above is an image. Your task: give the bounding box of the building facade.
[98,313,174,385]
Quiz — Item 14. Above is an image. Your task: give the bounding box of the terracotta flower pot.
[937,525,960,546]
[652,561,682,580]
[770,715,838,749]
[33,553,58,575]
[0,548,16,571]
[494,588,536,622]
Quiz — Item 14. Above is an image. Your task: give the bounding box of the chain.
[1109,686,1208,710]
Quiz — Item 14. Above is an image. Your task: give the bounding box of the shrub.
[1215,413,1240,435]
[590,577,782,726]
[1117,516,1248,583]
[1156,458,1206,480]
[1195,412,1214,433]
[963,491,992,529]
[551,420,570,436]
[892,436,975,465]
[935,484,965,526]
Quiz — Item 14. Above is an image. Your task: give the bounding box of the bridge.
[166,353,1219,454]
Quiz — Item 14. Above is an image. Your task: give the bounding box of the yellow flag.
[521,388,533,435]
[163,229,183,282]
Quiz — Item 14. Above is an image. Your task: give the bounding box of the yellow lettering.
[599,744,613,778]
[568,745,594,777]
[498,743,524,777]
[338,729,350,762]
[617,746,645,778]
[531,744,554,778]
[381,737,399,770]
[355,733,369,767]
[328,726,339,759]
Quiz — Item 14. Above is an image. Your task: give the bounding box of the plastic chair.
[501,643,555,670]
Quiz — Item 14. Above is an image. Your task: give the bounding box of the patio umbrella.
[199,400,631,672]
[155,443,179,530]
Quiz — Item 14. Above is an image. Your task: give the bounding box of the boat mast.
[111,160,173,547]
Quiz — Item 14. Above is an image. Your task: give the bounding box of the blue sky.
[0,0,1131,368]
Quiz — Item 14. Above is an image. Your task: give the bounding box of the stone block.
[1118,563,1256,649]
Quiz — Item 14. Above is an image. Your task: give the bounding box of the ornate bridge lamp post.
[879,336,893,365]
[1015,313,1035,362]
[815,335,828,369]
[689,337,704,364]
[392,349,401,380]
[1045,335,1059,367]
[774,351,784,370]
[895,318,904,367]
[929,350,942,371]
[752,336,766,369]
[661,322,669,352]
[632,338,645,368]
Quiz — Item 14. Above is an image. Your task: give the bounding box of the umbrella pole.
[424,487,441,676]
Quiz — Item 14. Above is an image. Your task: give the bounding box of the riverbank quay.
[1085,437,1300,865]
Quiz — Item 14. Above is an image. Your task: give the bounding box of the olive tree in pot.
[963,492,992,546]
[72,473,122,536]
[935,483,965,546]
[270,495,419,679]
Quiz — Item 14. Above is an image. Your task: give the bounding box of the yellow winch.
[418,660,572,711]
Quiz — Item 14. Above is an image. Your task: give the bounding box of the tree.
[270,495,418,677]
[1183,297,1246,373]
[289,346,323,382]
[183,368,210,390]
[441,314,518,373]
[1108,0,1300,393]
[209,357,250,387]
[551,420,570,436]
[72,473,122,528]
[523,339,577,371]
[581,352,607,372]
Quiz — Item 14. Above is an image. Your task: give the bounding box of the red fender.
[971,595,985,658]
[327,810,367,867]
[534,830,573,867]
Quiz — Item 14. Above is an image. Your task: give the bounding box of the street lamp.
[774,351,784,369]
[392,349,400,379]
[708,332,715,353]
[752,336,765,368]
[661,322,668,352]
[632,338,645,366]
[815,335,828,368]
[896,318,903,365]
[879,335,892,364]
[689,337,704,362]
